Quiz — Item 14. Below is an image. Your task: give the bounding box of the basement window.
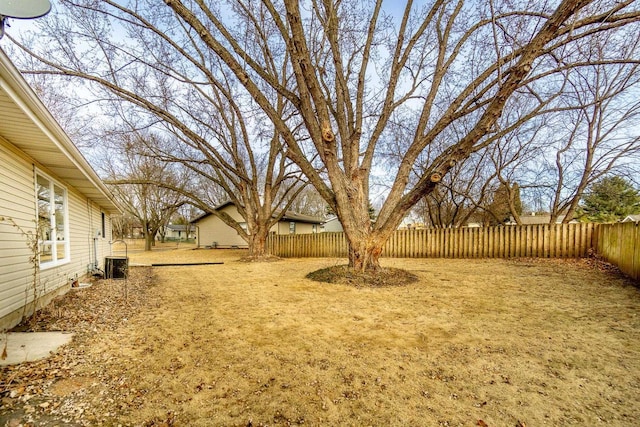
[36,171,69,268]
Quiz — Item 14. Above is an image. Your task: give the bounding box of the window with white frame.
[36,172,69,267]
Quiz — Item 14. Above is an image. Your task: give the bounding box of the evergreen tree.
[578,177,640,222]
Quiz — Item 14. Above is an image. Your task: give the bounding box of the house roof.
[622,214,640,222]
[0,48,121,214]
[517,214,573,225]
[190,201,234,223]
[519,215,554,225]
[191,201,323,224]
[279,211,323,224]
[322,215,339,224]
[166,224,191,231]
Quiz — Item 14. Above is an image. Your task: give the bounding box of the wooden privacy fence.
[596,221,640,281]
[267,223,599,259]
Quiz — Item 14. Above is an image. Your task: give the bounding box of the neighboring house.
[518,214,557,225]
[159,224,195,241]
[130,223,144,239]
[321,216,344,232]
[0,49,121,331]
[460,213,580,227]
[621,214,640,223]
[464,222,483,228]
[191,201,323,248]
[509,214,578,225]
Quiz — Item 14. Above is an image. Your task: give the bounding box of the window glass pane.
[36,175,51,241]
[40,243,53,263]
[36,173,69,265]
[56,243,66,260]
[289,222,295,234]
[54,185,65,240]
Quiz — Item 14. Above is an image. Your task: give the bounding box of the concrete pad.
[0,332,74,366]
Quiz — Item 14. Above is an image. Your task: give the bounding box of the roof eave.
[0,48,122,214]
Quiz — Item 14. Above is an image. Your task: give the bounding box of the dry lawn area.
[2,248,640,426]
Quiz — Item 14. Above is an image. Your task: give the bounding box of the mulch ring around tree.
[306,265,419,287]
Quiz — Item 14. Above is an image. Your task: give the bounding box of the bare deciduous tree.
[9,0,640,271]
[412,21,640,227]
[542,42,640,223]
[162,0,639,270]
[104,135,187,251]
[9,1,309,259]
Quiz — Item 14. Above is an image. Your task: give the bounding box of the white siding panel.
[0,143,35,228]
[196,206,248,248]
[1,138,117,330]
[295,223,315,234]
[0,139,37,324]
[0,251,31,265]
[194,205,321,248]
[69,190,93,271]
[97,212,115,268]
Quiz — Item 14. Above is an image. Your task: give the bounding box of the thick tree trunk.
[144,233,154,251]
[347,236,384,272]
[333,176,390,272]
[341,209,389,272]
[248,232,268,258]
[244,225,273,260]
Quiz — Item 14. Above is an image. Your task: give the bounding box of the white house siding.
[298,222,316,234]
[275,221,316,235]
[0,137,114,331]
[196,205,248,248]
[322,217,344,232]
[274,221,286,235]
[65,191,114,278]
[194,203,323,248]
[0,138,36,330]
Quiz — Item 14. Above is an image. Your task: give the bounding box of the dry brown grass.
[2,248,640,426]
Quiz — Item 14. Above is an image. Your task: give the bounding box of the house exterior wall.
[292,222,316,234]
[165,229,182,240]
[275,221,289,235]
[273,220,316,235]
[162,227,195,240]
[322,218,344,232]
[0,137,114,331]
[195,205,248,248]
[622,215,640,223]
[195,205,321,248]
